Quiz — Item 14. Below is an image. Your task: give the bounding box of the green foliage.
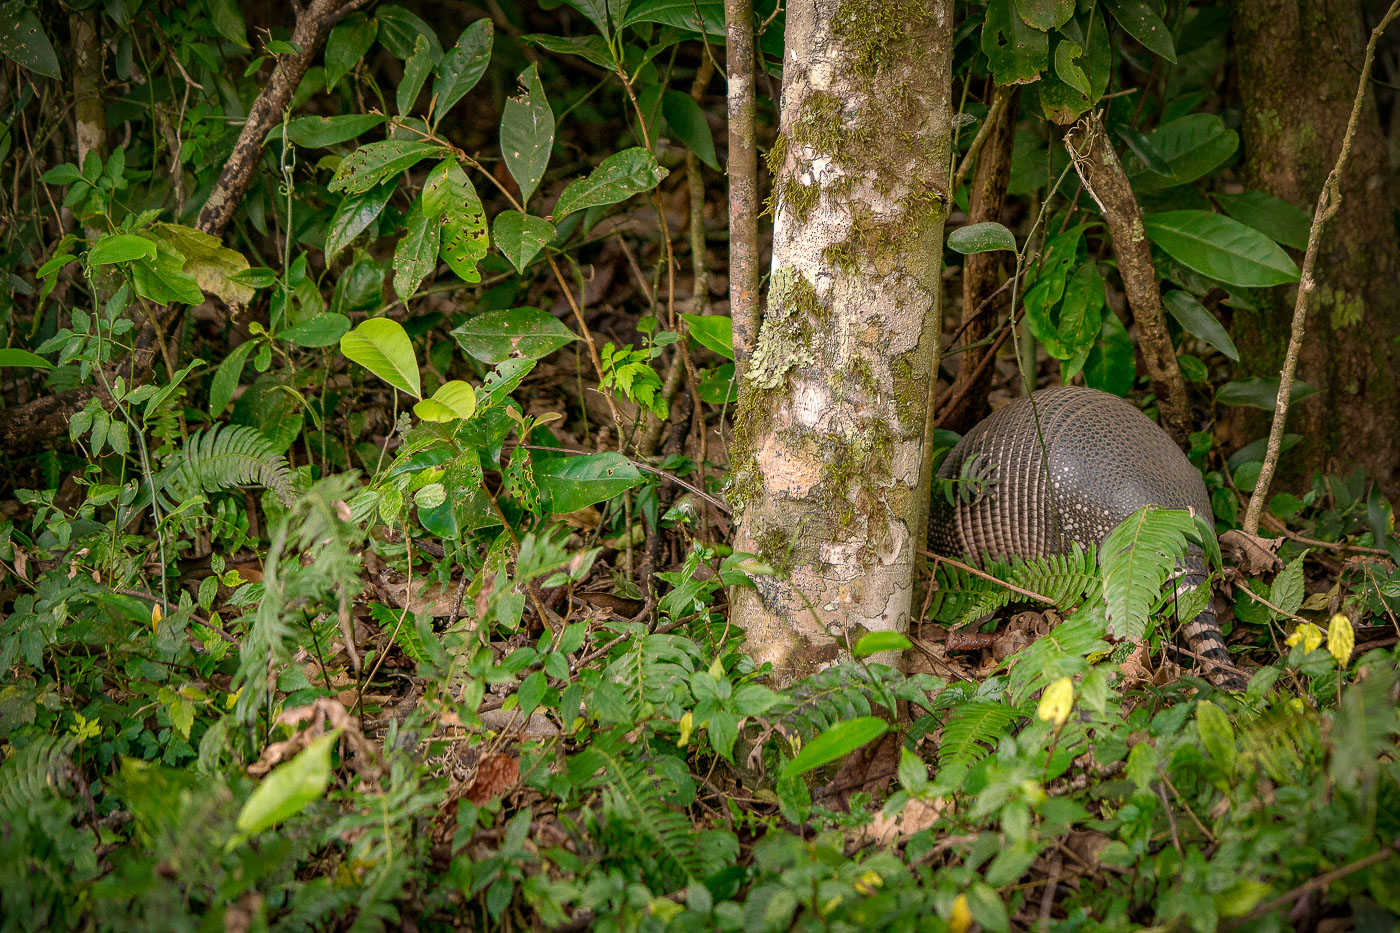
[156,425,296,507]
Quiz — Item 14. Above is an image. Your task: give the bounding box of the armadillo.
[928,385,1242,685]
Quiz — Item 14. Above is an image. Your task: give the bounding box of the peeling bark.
[1231,0,1400,494]
[728,0,953,681]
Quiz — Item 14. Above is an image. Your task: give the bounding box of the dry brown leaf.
[1220,529,1284,574]
[464,753,520,804]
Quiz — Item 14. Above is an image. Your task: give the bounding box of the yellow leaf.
[1285,622,1322,653]
[854,870,883,895]
[950,893,973,933]
[145,223,255,308]
[1037,676,1075,726]
[151,602,163,633]
[1327,613,1354,666]
[677,710,693,748]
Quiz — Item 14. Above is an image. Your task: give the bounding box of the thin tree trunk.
[943,83,1018,434]
[725,0,760,380]
[728,0,953,680]
[1231,0,1400,495]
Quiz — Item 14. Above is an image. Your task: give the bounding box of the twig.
[724,0,760,378]
[1064,112,1190,445]
[950,83,1014,196]
[920,550,1057,605]
[1261,513,1389,556]
[1244,2,1400,535]
[1219,841,1398,932]
[1235,584,1308,625]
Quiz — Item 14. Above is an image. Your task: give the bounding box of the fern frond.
[159,425,294,506]
[771,663,909,739]
[1100,507,1196,641]
[927,545,1099,626]
[0,734,77,823]
[591,742,714,884]
[939,700,1022,765]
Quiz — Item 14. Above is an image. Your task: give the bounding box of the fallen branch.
[1243,1,1400,535]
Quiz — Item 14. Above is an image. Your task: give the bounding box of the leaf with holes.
[393,196,441,301]
[982,0,1049,86]
[0,3,60,78]
[493,210,555,273]
[501,64,554,206]
[340,317,421,398]
[553,148,668,219]
[329,140,443,194]
[451,307,577,363]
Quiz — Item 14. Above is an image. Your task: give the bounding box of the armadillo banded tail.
[1181,607,1248,690]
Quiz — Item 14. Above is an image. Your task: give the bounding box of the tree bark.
[942,84,1018,434]
[1231,0,1400,494]
[725,0,760,380]
[1066,113,1191,446]
[727,0,953,680]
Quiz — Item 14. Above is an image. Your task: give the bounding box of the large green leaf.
[1015,0,1074,30]
[1144,211,1299,287]
[279,313,351,348]
[521,33,614,68]
[88,234,157,266]
[1102,0,1176,63]
[1127,114,1237,193]
[0,2,60,78]
[276,114,385,148]
[622,0,724,37]
[1082,309,1135,396]
[236,731,340,834]
[414,380,477,422]
[132,245,204,306]
[1161,290,1238,360]
[328,140,443,194]
[1216,376,1318,410]
[681,313,733,360]
[500,64,554,207]
[661,91,718,169]
[451,307,577,363]
[324,14,377,91]
[947,222,1017,254]
[1213,190,1310,251]
[781,717,889,779]
[433,19,494,126]
[396,35,435,116]
[1040,10,1111,124]
[210,340,257,417]
[324,183,395,262]
[983,0,1049,86]
[393,196,441,301]
[535,452,644,513]
[493,211,555,273]
[553,148,668,219]
[0,348,53,369]
[376,5,442,60]
[340,317,421,398]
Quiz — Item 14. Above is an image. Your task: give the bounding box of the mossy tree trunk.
[1231,0,1400,494]
[727,0,953,680]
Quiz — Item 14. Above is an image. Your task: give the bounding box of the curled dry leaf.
[248,698,377,779]
[1220,529,1285,574]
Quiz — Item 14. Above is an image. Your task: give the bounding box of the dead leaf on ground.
[854,796,948,848]
[379,576,465,618]
[1221,529,1284,574]
[248,698,378,780]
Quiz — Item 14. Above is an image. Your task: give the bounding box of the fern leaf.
[160,425,294,506]
[939,700,1022,765]
[1099,507,1196,641]
[0,734,77,823]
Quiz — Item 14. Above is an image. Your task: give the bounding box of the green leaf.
[145,223,254,308]
[1083,310,1136,397]
[277,114,385,148]
[0,2,60,78]
[948,222,1017,254]
[493,211,555,273]
[681,313,733,360]
[324,183,395,262]
[1213,190,1310,251]
[328,140,443,194]
[451,307,577,363]
[982,0,1049,86]
[1015,0,1074,30]
[622,0,724,37]
[88,234,157,266]
[1216,376,1318,410]
[1052,39,1090,97]
[325,14,377,91]
[853,631,913,657]
[1270,555,1306,617]
[279,313,351,348]
[1143,211,1300,287]
[422,162,489,283]
[478,358,537,410]
[554,148,668,219]
[968,883,1011,933]
[1102,0,1176,63]
[1127,114,1237,193]
[433,19,494,125]
[1115,124,1172,176]
[534,452,644,513]
[1195,701,1235,769]
[501,64,554,207]
[413,380,477,422]
[393,196,441,301]
[132,246,204,306]
[397,34,434,115]
[235,731,340,834]
[208,0,249,48]
[376,5,442,61]
[661,91,718,170]
[517,671,546,715]
[520,33,613,68]
[1029,261,1104,360]
[1161,290,1238,361]
[0,348,52,369]
[210,340,257,417]
[782,717,889,779]
[340,317,422,398]
[1100,507,1196,640]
